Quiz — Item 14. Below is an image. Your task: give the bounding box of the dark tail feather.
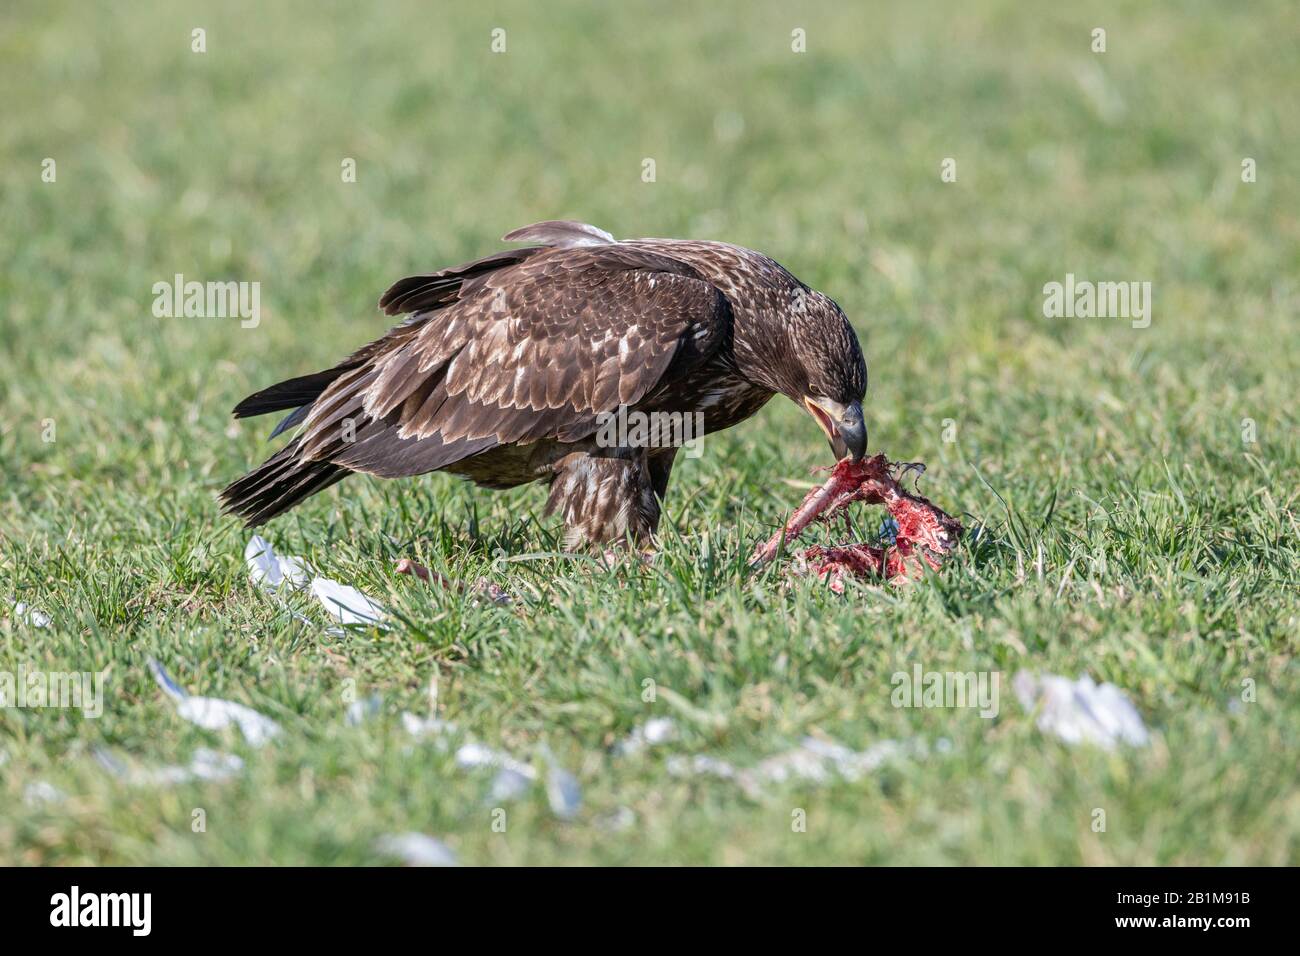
[234,368,354,441]
[232,369,349,419]
[378,247,543,316]
[268,403,311,439]
[219,439,349,526]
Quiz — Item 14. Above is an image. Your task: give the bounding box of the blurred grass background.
[0,0,1296,864]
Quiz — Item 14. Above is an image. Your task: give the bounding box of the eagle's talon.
[598,547,657,570]
[395,558,512,605]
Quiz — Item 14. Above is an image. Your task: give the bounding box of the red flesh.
[751,454,963,586]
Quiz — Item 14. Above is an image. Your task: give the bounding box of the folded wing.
[298,244,731,477]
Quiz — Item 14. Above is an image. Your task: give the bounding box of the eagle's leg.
[612,448,679,565]
[648,447,679,503]
[545,449,662,552]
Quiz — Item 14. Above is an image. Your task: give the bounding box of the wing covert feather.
[312,245,731,478]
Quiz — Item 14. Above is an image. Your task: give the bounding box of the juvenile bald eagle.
[221,221,867,546]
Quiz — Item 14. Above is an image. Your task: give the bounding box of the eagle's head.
[743,288,868,462]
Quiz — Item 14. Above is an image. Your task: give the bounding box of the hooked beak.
[803,396,867,462]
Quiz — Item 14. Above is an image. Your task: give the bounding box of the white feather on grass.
[245,534,389,631]
[1014,672,1149,750]
[149,659,282,748]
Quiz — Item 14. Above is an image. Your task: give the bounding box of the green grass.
[2,0,1297,865]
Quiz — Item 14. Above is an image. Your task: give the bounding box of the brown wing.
[295,244,731,478]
